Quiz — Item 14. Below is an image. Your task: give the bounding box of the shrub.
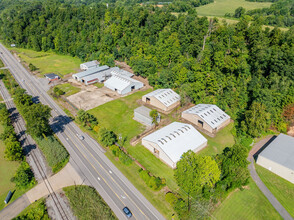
[14,199,49,220]
[4,134,23,161]
[118,151,133,166]
[99,128,117,147]
[165,192,177,206]
[13,162,35,189]
[109,145,120,157]
[53,87,65,96]
[139,169,165,190]
[29,63,38,71]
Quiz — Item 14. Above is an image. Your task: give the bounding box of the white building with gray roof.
[182,104,230,134]
[142,89,181,112]
[142,122,207,168]
[134,106,160,126]
[257,133,294,184]
[80,60,99,70]
[104,74,143,95]
[72,65,110,82]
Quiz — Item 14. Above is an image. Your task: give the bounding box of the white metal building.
[134,106,160,126]
[81,70,112,85]
[182,104,230,134]
[257,134,294,184]
[142,89,181,112]
[142,122,207,168]
[104,75,144,95]
[72,65,109,82]
[80,60,99,70]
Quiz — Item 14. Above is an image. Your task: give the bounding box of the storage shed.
[257,134,294,184]
[45,73,60,81]
[182,104,230,134]
[142,122,207,168]
[134,106,160,126]
[142,89,181,112]
[80,60,99,70]
[104,75,144,95]
[72,65,109,81]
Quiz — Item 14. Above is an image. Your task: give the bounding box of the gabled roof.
[142,122,207,163]
[258,134,294,171]
[143,89,180,107]
[104,75,143,91]
[183,104,230,129]
[81,60,98,68]
[73,65,109,79]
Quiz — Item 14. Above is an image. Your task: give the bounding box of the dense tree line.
[1,1,293,138]
[246,0,294,27]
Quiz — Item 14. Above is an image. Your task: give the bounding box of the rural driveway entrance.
[248,136,293,220]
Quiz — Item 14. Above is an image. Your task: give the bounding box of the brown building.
[142,89,180,112]
[182,104,230,134]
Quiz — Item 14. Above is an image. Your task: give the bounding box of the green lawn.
[197,0,272,17]
[93,82,104,88]
[256,165,294,218]
[0,124,27,210]
[55,83,81,97]
[88,90,151,140]
[213,177,282,220]
[64,185,117,220]
[11,48,81,77]
[199,122,235,156]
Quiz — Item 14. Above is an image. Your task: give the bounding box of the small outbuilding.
[142,122,207,168]
[142,89,181,112]
[104,75,144,95]
[257,134,294,184]
[72,65,109,82]
[45,73,60,81]
[134,106,160,126]
[80,60,99,70]
[182,104,230,134]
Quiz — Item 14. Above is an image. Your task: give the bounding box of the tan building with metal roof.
[142,89,181,112]
[182,104,230,134]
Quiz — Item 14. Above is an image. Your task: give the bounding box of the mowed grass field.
[199,122,235,156]
[256,165,294,217]
[0,124,27,210]
[197,0,272,17]
[213,177,282,220]
[55,83,81,97]
[11,48,81,77]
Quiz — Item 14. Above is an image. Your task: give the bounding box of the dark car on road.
[123,207,132,218]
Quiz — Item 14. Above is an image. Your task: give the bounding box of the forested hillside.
[0,0,293,138]
[246,0,294,27]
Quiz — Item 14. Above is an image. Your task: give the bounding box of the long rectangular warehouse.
[72,65,109,81]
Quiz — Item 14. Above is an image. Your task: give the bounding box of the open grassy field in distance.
[55,83,81,97]
[213,177,282,220]
[196,0,272,17]
[11,48,81,77]
[64,185,117,220]
[199,122,235,156]
[256,165,294,217]
[0,124,27,210]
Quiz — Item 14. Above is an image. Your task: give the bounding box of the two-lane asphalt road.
[0,43,165,220]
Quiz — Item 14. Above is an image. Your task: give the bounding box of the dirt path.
[248,136,293,220]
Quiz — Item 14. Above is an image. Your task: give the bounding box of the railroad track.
[0,81,69,220]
